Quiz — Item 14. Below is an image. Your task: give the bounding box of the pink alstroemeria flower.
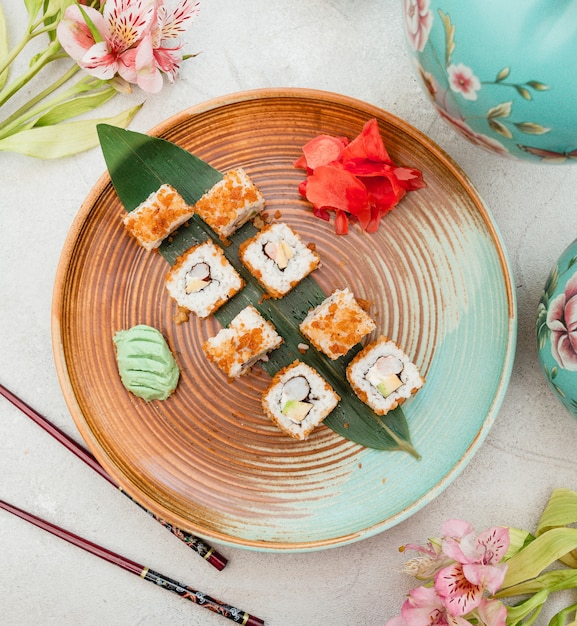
[57,0,199,93]
[547,272,577,370]
[435,520,509,616]
[401,539,454,580]
[385,586,474,626]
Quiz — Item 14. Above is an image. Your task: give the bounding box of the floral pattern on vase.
[402,0,577,163]
[537,238,577,418]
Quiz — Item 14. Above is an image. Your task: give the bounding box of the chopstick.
[0,383,228,571]
[0,499,264,626]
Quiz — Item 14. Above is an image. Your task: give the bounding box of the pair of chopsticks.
[0,384,265,625]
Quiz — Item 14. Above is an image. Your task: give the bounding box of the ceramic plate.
[52,88,516,551]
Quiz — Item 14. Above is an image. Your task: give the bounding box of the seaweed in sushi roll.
[346,335,425,415]
[262,361,340,440]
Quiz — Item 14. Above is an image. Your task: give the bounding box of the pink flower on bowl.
[547,271,577,370]
[447,63,481,101]
[403,0,433,52]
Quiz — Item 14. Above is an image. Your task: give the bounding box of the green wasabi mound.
[113,324,180,401]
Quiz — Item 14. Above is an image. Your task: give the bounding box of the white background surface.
[2,1,577,624]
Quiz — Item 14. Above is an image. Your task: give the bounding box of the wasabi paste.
[113,325,180,401]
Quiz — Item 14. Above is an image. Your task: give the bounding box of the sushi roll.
[193,168,265,240]
[165,239,244,318]
[239,222,320,298]
[299,288,376,360]
[123,184,193,251]
[262,360,340,440]
[202,305,283,378]
[346,336,425,415]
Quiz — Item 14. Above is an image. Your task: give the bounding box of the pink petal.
[57,5,107,62]
[105,0,156,52]
[158,0,200,39]
[80,41,118,79]
[565,295,577,333]
[134,35,163,92]
[553,332,577,370]
[441,519,474,539]
[547,294,567,331]
[462,562,507,594]
[435,563,483,617]
[475,526,510,564]
[477,598,507,626]
[565,271,577,301]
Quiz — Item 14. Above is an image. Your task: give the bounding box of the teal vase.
[402,0,577,163]
[537,239,577,418]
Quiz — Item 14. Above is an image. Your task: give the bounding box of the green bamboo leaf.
[0,104,142,158]
[34,87,117,126]
[0,4,8,90]
[501,528,577,589]
[438,10,455,66]
[97,125,420,456]
[514,121,551,135]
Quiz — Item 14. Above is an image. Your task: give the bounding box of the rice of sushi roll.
[193,168,265,240]
[202,305,283,378]
[123,184,193,251]
[239,222,320,298]
[165,240,244,318]
[346,335,425,415]
[299,288,376,360]
[262,360,340,440]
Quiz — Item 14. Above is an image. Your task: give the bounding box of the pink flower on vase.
[547,272,577,370]
[404,0,433,52]
[447,63,481,101]
[436,108,512,158]
[57,0,199,93]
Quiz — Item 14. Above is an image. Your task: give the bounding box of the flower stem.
[0,39,62,107]
[0,64,80,135]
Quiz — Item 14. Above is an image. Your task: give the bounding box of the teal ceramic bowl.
[402,0,577,163]
[537,238,577,417]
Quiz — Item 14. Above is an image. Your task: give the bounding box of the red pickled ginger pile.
[294,119,426,235]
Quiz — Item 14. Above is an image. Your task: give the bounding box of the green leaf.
[488,117,512,139]
[97,126,420,456]
[527,80,550,92]
[438,10,455,66]
[24,0,43,20]
[496,67,510,82]
[487,101,512,119]
[516,85,533,100]
[34,87,117,126]
[0,104,142,158]
[514,121,551,135]
[0,4,8,90]
[501,527,577,589]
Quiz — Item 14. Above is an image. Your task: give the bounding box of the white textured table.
[2,2,577,624]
